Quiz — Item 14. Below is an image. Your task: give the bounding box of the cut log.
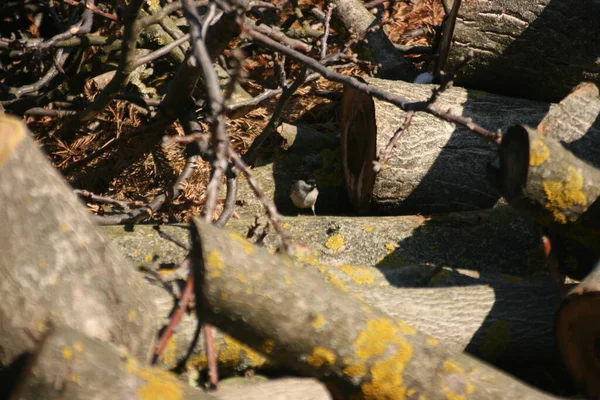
[11,326,215,400]
[103,215,559,371]
[214,378,332,400]
[446,0,600,102]
[491,124,600,279]
[331,0,416,80]
[536,82,600,168]
[340,77,549,214]
[555,260,600,399]
[189,218,560,399]
[0,115,160,372]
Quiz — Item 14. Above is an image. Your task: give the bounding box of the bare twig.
[245,18,312,53]
[74,189,143,210]
[79,0,145,122]
[242,25,500,144]
[320,4,336,60]
[374,110,415,172]
[152,259,194,363]
[133,34,191,68]
[182,1,230,222]
[434,0,462,79]
[26,0,97,50]
[242,64,308,165]
[230,150,292,253]
[64,0,118,22]
[215,165,239,228]
[1,48,71,103]
[153,225,191,251]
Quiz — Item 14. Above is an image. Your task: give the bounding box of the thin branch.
[1,48,71,102]
[64,0,118,22]
[245,17,312,53]
[133,34,191,68]
[320,4,336,60]
[74,189,143,210]
[214,165,239,228]
[79,0,145,122]
[182,0,230,222]
[230,150,292,253]
[373,111,414,172]
[242,24,500,144]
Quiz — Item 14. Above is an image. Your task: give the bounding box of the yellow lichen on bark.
[126,357,184,400]
[228,231,255,255]
[340,265,375,285]
[206,250,225,278]
[439,360,474,400]
[158,335,177,366]
[325,234,345,253]
[307,347,336,367]
[219,335,267,368]
[351,318,415,399]
[61,346,73,360]
[529,139,550,166]
[261,339,275,354]
[312,313,326,328]
[542,166,587,224]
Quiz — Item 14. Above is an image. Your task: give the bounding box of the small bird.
[290,180,318,216]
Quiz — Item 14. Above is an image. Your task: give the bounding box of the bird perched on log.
[290,180,318,216]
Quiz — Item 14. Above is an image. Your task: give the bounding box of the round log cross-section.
[340,77,549,215]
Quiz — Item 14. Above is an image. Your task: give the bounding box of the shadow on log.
[447,0,600,102]
[490,124,600,279]
[0,114,160,397]
[103,220,565,390]
[189,218,561,399]
[340,77,549,214]
[555,260,600,399]
[11,326,215,400]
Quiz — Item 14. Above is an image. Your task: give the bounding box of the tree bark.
[11,326,216,400]
[0,115,159,373]
[103,214,559,372]
[536,82,600,168]
[189,219,560,400]
[491,124,600,279]
[340,77,549,214]
[214,378,332,400]
[331,0,416,80]
[447,0,600,102]
[555,260,600,399]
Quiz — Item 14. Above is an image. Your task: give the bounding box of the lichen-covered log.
[331,0,416,80]
[446,0,600,102]
[235,123,349,217]
[536,82,600,168]
[555,260,600,399]
[12,326,216,400]
[103,216,559,371]
[190,219,559,399]
[106,205,543,285]
[0,115,159,371]
[491,124,600,279]
[340,77,549,214]
[215,378,332,400]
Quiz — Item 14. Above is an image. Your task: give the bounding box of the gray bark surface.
[0,115,159,369]
[11,326,216,400]
[189,219,560,400]
[340,77,550,214]
[447,0,600,102]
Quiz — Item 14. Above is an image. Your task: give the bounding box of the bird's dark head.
[305,178,317,190]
